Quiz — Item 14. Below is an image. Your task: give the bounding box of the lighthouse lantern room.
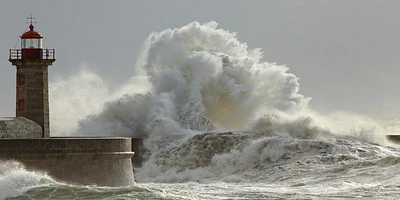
[21,24,43,59]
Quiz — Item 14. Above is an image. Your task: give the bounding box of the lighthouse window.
[22,39,28,48]
[22,38,42,48]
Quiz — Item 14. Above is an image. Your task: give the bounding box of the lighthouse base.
[0,138,135,186]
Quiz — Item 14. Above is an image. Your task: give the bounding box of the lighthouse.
[0,16,139,186]
[9,20,55,138]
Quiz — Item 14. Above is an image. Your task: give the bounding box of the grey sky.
[0,1,399,118]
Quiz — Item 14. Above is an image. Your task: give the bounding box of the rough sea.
[2,21,400,200]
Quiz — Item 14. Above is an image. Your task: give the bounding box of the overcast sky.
[0,1,399,118]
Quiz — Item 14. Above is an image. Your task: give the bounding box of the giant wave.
[48,21,390,183]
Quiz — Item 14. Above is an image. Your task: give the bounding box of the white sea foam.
[0,160,57,200]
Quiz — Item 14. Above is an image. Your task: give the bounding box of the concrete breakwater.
[0,137,135,186]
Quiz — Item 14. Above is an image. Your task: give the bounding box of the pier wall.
[0,138,135,186]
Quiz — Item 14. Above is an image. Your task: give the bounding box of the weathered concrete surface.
[0,137,135,186]
[0,117,42,138]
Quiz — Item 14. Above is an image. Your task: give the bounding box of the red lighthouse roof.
[21,24,42,39]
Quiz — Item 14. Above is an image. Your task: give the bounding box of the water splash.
[48,21,388,183]
[0,160,57,200]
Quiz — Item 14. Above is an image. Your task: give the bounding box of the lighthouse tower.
[9,20,55,138]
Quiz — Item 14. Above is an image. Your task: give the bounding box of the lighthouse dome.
[21,24,42,39]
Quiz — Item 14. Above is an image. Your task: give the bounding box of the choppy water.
[5,138,400,200]
[3,21,400,199]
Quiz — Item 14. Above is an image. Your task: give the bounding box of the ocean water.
[2,21,400,200]
[3,126,400,200]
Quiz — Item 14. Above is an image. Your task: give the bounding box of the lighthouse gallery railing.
[9,49,56,60]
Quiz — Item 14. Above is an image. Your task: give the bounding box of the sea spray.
[77,21,309,135]
[0,160,57,199]
[47,21,388,184]
[50,70,109,136]
[50,69,151,136]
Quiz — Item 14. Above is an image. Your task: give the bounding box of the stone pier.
[0,137,135,186]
